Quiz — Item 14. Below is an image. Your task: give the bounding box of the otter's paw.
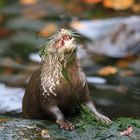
[56,120,75,130]
[95,113,112,125]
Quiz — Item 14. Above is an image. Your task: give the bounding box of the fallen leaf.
[83,0,102,4]
[120,126,133,136]
[0,28,13,38]
[132,4,140,13]
[39,23,58,38]
[41,129,50,139]
[20,0,37,5]
[98,66,117,76]
[117,60,129,68]
[117,56,137,68]
[0,118,8,123]
[103,0,134,10]
[71,20,85,30]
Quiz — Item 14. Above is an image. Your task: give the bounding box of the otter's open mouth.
[54,35,72,48]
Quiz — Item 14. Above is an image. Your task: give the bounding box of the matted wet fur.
[22,29,112,130]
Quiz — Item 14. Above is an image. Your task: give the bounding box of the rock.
[71,16,140,58]
[0,84,24,113]
[0,115,140,139]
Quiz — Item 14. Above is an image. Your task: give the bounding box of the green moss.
[116,118,140,130]
[39,42,50,57]
[75,105,106,130]
[0,114,140,140]
[61,66,69,80]
[61,47,77,80]
[67,47,77,65]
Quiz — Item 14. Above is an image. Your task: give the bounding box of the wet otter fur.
[22,29,112,130]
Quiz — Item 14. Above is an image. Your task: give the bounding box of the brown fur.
[22,29,111,130]
[23,58,89,119]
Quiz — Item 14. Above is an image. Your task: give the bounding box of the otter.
[22,29,112,130]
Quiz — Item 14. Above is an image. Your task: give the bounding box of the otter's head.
[40,29,77,58]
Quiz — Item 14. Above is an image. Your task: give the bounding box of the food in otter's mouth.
[54,34,72,48]
[22,29,112,130]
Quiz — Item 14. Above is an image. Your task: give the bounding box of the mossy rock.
[0,115,140,140]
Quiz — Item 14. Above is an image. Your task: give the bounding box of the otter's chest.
[56,77,84,111]
[57,67,86,97]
